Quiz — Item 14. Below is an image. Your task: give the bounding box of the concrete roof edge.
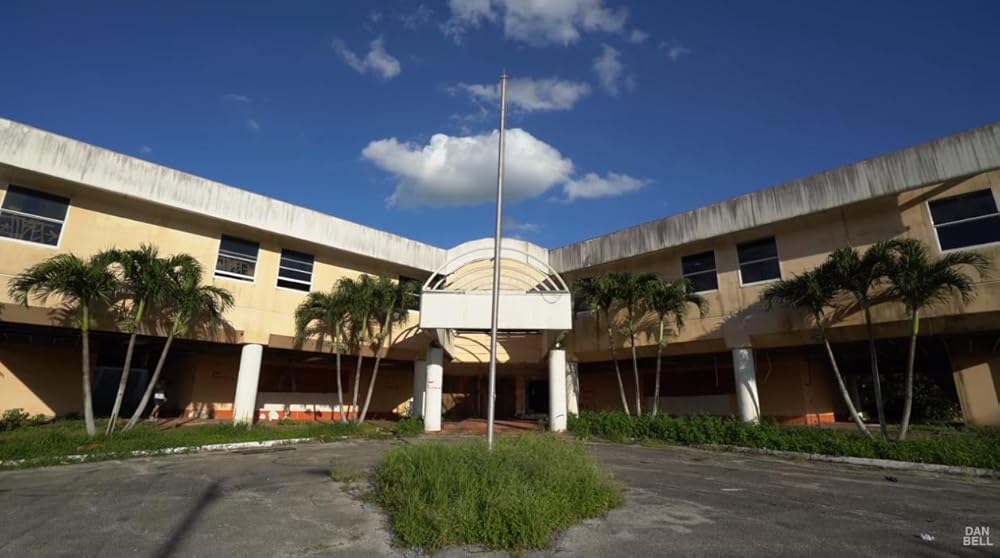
[549,121,1000,273]
[0,118,447,272]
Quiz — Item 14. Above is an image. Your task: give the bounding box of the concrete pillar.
[732,348,760,423]
[424,347,444,432]
[411,360,427,418]
[233,344,263,424]
[549,349,568,432]
[566,361,580,416]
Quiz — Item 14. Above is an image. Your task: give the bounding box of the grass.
[569,412,1000,470]
[0,418,393,469]
[330,465,364,484]
[370,434,621,552]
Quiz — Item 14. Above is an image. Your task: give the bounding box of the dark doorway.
[527,380,549,414]
[496,377,517,418]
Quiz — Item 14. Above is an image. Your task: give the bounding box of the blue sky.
[3,1,999,249]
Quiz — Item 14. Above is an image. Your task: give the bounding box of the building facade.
[1,117,999,429]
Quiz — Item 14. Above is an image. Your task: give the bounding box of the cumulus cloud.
[593,44,624,95]
[503,216,541,235]
[628,29,648,44]
[443,0,628,46]
[398,4,434,28]
[363,129,573,207]
[332,37,401,79]
[456,77,591,112]
[363,129,647,207]
[245,119,260,130]
[563,172,649,201]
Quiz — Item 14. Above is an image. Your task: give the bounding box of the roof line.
[549,121,1000,272]
[0,117,446,271]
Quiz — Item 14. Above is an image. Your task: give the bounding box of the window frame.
[0,184,71,249]
[214,235,260,283]
[926,188,1000,253]
[736,236,782,287]
[276,248,315,292]
[680,250,719,293]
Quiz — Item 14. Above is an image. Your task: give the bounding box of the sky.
[3,1,999,249]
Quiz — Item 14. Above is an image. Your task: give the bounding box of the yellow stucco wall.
[0,344,81,416]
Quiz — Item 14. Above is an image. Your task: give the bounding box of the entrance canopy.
[419,239,572,332]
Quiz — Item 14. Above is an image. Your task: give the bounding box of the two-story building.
[1,117,998,429]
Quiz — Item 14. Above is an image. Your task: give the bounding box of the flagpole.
[487,70,508,451]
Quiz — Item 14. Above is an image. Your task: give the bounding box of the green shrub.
[0,409,44,431]
[569,411,1000,470]
[371,434,621,552]
[393,416,424,437]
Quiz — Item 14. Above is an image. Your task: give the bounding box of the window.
[928,189,1000,251]
[0,185,70,246]
[398,276,422,310]
[737,237,780,285]
[215,235,259,281]
[277,249,314,291]
[681,251,718,292]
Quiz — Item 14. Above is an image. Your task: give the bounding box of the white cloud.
[628,29,648,44]
[443,0,628,46]
[457,77,591,112]
[660,40,691,61]
[399,4,434,29]
[139,145,153,154]
[363,129,647,207]
[332,37,401,79]
[563,172,649,201]
[246,119,260,130]
[593,44,623,95]
[363,129,573,207]
[503,216,540,235]
[222,93,251,103]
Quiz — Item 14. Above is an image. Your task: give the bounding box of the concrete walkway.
[0,439,996,557]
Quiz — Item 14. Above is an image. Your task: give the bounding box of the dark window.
[215,235,259,281]
[681,251,718,292]
[929,189,1000,250]
[0,185,69,246]
[398,276,422,310]
[277,249,314,291]
[737,237,780,284]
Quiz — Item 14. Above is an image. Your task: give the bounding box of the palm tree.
[358,275,419,424]
[338,274,378,423]
[104,244,183,436]
[293,289,350,423]
[7,253,117,436]
[573,276,630,414]
[121,257,233,431]
[886,238,990,441]
[607,271,659,416]
[761,266,874,440]
[826,242,895,440]
[646,278,708,417]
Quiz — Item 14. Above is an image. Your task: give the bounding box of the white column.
[566,361,580,416]
[424,347,444,432]
[732,347,760,423]
[411,360,427,418]
[233,344,263,424]
[548,349,568,432]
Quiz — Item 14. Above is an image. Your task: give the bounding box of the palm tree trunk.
[817,318,873,441]
[351,353,364,423]
[123,327,175,432]
[359,314,392,425]
[606,320,630,415]
[629,328,642,417]
[107,300,145,436]
[333,329,346,423]
[652,318,664,417]
[863,304,889,441]
[898,309,919,441]
[81,306,97,437]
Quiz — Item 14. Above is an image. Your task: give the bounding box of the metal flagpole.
[486,70,508,451]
